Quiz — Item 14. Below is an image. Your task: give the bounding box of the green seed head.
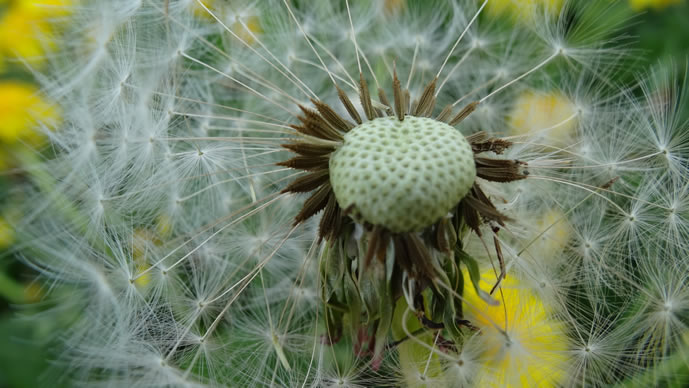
[329,116,476,233]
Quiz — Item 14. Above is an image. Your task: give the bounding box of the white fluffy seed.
[329,116,476,233]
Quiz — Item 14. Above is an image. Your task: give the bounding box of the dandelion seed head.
[330,116,476,233]
[15,0,689,386]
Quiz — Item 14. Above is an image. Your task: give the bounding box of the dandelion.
[0,81,59,144]
[0,0,72,67]
[14,0,689,387]
[508,91,578,145]
[462,270,569,387]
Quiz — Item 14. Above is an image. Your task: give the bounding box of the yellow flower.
[628,0,682,11]
[0,82,59,144]
[132,229,156,288]
[155,213,173,238]
[509,91,578,145]
[189,0,217,20]
[463,271,569,387]
[231,15,263,46]
[7,0,72,17]
[0,0,72,66]
[485,0,564,22]
[131,216,172,288]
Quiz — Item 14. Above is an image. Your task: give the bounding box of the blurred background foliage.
[0,0,687,387]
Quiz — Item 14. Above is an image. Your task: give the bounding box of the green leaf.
[372,262,394,364]
[457,248,499,306]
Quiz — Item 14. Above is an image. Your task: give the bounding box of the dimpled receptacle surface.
[329,116,476,233]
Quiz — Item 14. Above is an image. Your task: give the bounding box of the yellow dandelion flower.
[131,228,159,288]
[508,91,578,145]
[132,264,151,288]
[4,0,73,17]
[155,213,173,238]
[628,0,682,11]
[0,82,59,144]
[231,15,263,46]
[485,0,564,22]
[189,0,218,20]
[0,0,72,65]
[131,220,171,288]
[463,271,570,387]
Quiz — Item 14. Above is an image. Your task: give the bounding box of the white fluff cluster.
[19,0,689,387]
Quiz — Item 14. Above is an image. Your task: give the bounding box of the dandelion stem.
[201,224,299,340]
[422,331,442,377]
[438,47,475,98]
[345,0,362,75]
[180,52,295,114]
[480,50,560,103]
[191,0,316,100]
[406,39,420,90]
[132,193,283,280]
[451,73,500,106]
[436,0,488,81]
[282,0,339,88]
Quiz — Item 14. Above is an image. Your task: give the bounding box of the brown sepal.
[413,77,437,117]
[337,85,362,125]
[436,104,453,123]
[466,132,512,154]
[392,69,405,121]
[449,101,479,126]
[393,235,415,276]
[466,185,511,226]
[277,155,330,171]
[475,157,527,182]
[410,99,419,117]
[434,218,453,254]
[293,182,332,225]
[298,105,343,141]
[378,88,393,116]
[359,73,376,120]
[457,199,482,236]
[364,226,389,268]
[402,233,436,282]
[312,99,354,132]
[318,192,342,242]
[289,122,317,138]
[281,142,334,157]
[282,169,329,194]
